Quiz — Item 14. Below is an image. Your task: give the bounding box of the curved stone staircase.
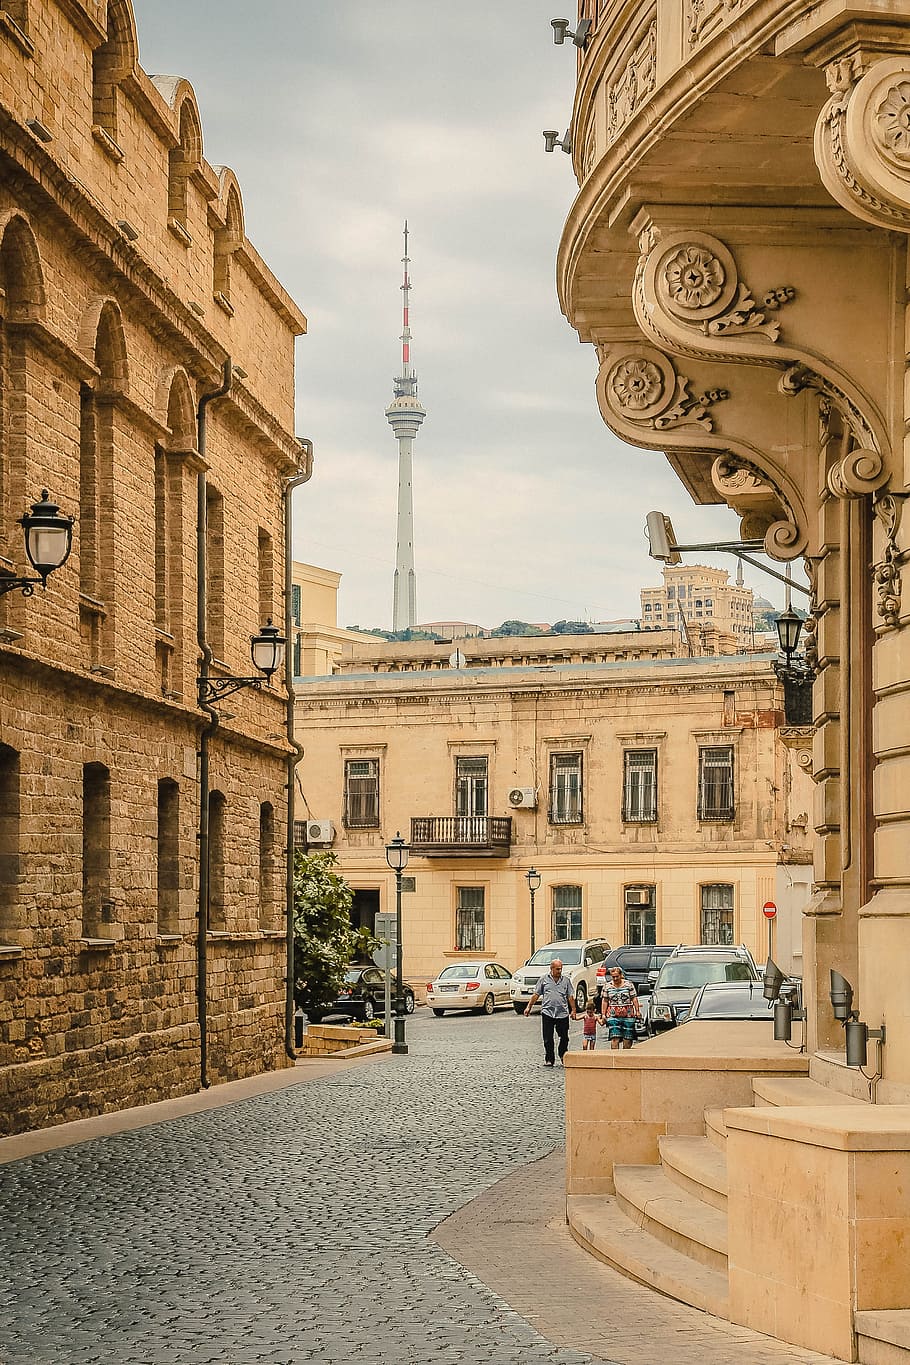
[568,1075,910,1364]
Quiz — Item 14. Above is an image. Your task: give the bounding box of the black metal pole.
[530,886,536,956]
[392,866,407,1055]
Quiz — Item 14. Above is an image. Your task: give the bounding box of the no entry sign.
[762,901,777,920]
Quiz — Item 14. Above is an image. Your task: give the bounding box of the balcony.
[409,816,512,857]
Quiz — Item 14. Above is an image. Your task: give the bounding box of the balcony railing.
[409,816,512,856]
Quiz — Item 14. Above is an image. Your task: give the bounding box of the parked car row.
[307,939,786,1033]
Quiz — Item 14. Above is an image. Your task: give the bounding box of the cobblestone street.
[0,1011,596,1365]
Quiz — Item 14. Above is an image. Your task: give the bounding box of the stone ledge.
[725,1103,910,1150]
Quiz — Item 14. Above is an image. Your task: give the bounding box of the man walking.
[524,958,576,1066]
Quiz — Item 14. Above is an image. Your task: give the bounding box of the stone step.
[751,1075,868,1107]
[704,1107,727,1149]
[856,1311,910,1365]
[568,1193,729,1320]
[658,1134,727,1211]
[613,1163,727,1272]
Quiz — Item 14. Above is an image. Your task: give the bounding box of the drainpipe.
[284,436,314,1059]
[196,359,232,1089]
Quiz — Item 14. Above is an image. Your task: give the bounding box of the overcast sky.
[133,1,794,631]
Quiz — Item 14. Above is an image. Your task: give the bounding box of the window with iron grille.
[292,631,301,677]
[698,745,735,820]
[552,885,582,940]
[701,883,734,944]
[291,582,302,626]
[549,752,583,825]
[293,820,307,847]
[455,886,485,950]
[455,757,488,817]
[624,886,656,945]
[623,749,657,822]
[344,758,380,828]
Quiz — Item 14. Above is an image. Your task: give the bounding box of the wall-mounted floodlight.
[543,129,572,154]
[645,511,681,565]
[762,957,785,1003]
[643,509,811,596]
[829,969,854,1022]
[551,17,592,46]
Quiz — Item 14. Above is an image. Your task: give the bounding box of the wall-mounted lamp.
[232,366,248,380]
[551,17,592,46]
[829,968,886,1097]
[197,618,286,705]
[764,957,805,1050]
[0,490,74,597]
[26,117,53,143]
[543,128,572,154]
[116,219,140,241]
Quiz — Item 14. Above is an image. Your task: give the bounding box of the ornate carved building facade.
[558,1,910,1357]
[0,1,306,1133]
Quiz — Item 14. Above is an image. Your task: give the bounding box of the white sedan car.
[426,961,514,1016]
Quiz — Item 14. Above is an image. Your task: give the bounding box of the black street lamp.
[385,830,410,1056]
[0,490,74,597]
[197,618,286,705]
[525,867,541,955]
[775,605,803,663]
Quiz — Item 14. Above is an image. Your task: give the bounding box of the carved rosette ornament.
[635,229,796,358]
[872,493,905,629]
[597,345,729,434]
[816,56,910,232]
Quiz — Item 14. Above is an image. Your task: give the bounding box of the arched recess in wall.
[152,367,195,658]
[92,0,138,147]
[212,168,244,311]
[150,78,205,242]
[77,298,129,664]
[0,211,46,536]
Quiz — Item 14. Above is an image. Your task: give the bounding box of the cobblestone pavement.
[0,1011,841,1365]
[0,1011,599,1365]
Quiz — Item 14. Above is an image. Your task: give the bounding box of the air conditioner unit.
[508,787,538,809]
[306,820,335,844]
[625,888,651,905]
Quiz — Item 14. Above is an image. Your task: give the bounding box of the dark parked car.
[684,980,775,1022]
[307,967,415,1023]
[593,945,675,1007]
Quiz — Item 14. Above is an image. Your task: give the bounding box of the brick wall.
[0,1,307,1134]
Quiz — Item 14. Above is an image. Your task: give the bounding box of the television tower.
[386,221,425,631]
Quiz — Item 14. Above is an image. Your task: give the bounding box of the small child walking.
[582,1000,599,1050]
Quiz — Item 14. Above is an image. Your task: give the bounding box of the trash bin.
[294,1009,305,1049]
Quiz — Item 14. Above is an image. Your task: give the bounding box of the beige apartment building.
[640,564,755,650]
[556,0,910,1356]
[295,629,812,983]
[0,0,306,1133]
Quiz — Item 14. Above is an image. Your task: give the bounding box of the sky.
[132,1,798,632]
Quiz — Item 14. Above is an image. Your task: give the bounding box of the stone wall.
[0,1,306,1133]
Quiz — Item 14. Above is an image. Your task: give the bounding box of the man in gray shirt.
[524,959,576,1066]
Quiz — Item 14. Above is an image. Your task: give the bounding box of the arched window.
[259,801,275,928]
[91,0,137,153]
[0,213,45,540]
[83,762,112,938]
[213,181,243,311]
[168,98,202,241]
[157,779,180,936]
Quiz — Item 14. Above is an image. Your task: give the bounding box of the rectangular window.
[549,752,583,825]
[291,582,302,626]
[292,631,302,677]
[698,745,735,821]
[207,789,226,930]
[156,779,180,935]
[701,884,734,944]
[0,745,20,938]
[83,762,112,938]
[455,886,485,950]
[455,757,488,818]
[624,886,656,945]
[259,801,275,928]
[344,758,380,828]
[623,749,657,822]
[552,885,582,940]
[205,486,225,659]
[258,528,274,625]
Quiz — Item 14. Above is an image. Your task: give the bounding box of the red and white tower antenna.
[386,221,425,631]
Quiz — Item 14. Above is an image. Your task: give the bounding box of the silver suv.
[648,944,760,1031]
[509,938,611,1014]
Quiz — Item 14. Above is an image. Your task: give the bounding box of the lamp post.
[385,830,410,1055]
[525,867,541,956]
[0,491,74,597]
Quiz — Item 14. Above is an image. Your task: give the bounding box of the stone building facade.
[0,0,306,1134]
[640,563,755,650]
[295,634,812,983]
[556,0,910,1356]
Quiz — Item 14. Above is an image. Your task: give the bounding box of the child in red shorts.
[582,999,599,1050]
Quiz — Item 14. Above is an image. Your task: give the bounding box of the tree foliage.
[292,850,359,1012]
[490,619,541,637]
[550,620,593,634]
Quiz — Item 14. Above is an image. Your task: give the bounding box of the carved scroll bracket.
[595,343,730,437]
[816,55,910,232]
[872,492,906,629]
[711,455,808,561]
